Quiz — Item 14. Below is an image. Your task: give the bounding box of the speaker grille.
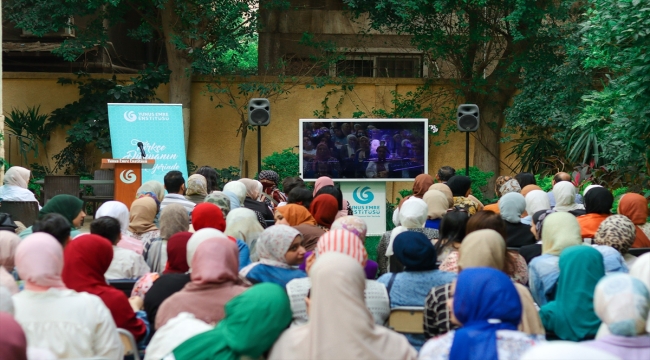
[458,114,478,131]
[250,108,269,125]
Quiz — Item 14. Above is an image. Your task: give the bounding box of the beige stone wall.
[3,72,518,202]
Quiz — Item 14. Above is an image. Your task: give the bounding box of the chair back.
[43,176,80,204]
[629,248,650,257]
[108,279,137,298]
[92,170,114,197]
[387,306,425,334]
[0,201,39,227]
[117,328,141,360]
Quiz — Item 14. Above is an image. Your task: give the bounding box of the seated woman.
[309,194,339,232]
[392,174,434,227]
[434,209,469,266]
[577,187,613,240]
[192,202,250,268]
[594,215,638,266]
[420,268,543,360]
[127,197,162,258]
[446,175,480,216]
[522,188,550,225]
[225,208,264,263]
[239,225,307,288]
[13,233,122,358]
[0,166,40,207]
[583,274,650,359]
[62,234,149,343]
[552,181,585,215]
[259,170,287,208]
[270,252,417,360]
[483,176,522,214]
[330,215,379,279]
[239,178,274,221]
[184,174,208,205]
[147,204,190,274]
[422,189,449,230]
[377,197,439,276]
[155,236,247,329]
[617,193,650,248]
[274,203,324,251]
[499,192,536,247]
[378,231,456,350]
[167,283,292,360]
[96,201,143,254]
[540,246,605,341]
[204,191,231,216]
[90,217,150,280]
[286,229,390,326]
[222,181,247,211]
[18,194,85,239]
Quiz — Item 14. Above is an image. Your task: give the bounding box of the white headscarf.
[552,181,584,212]
[95,201,130,234]
[3,166,30,189]
[525,190,551,217]
[268,252,417,360]
[521,341,620,360]
[225,208,264,260]
[223,181,247,204]
[186,228,228,270]
[594,273,649,336]
[386,197,428,257]
[499,192,526,223]
[630,253,650,332]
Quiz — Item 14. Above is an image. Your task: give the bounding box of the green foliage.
[48,66,169,174]
[611,187,629,215]
[535,174,553,193]
[457,167,495,204]
[261,148,300,191]
[4,106,51,166]
[365,235,381,262]
[186,160,198,174]
[505,136,566,176]
[215,166,241,190]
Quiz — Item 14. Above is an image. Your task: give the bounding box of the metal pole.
[257,125,262,174]
[465,132,470,176]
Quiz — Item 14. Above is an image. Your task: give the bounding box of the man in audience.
[547,172,583,207]
[90,216,150,279]
[436,166,455,184]
[160,170,196,215]
[32,213,72,247]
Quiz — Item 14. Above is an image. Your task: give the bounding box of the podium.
[101,159,155,209]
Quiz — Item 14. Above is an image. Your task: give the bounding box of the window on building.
[334,54,423,78]
[336,60,374,77]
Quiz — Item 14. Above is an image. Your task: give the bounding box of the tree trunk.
[472,103,505,198]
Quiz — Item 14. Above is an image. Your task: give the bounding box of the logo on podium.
[120,170,137,184]
[353,186,374,205]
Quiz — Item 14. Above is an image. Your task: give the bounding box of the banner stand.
[340,182,387,236]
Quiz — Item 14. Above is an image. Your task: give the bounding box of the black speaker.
[457,104,479,132]
[248,98,270,126]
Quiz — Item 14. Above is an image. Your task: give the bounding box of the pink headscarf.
[313,176,349,219]
[191,237,240,285]
[317,229,368,266]
[0,230,21,271]
[15,233,67,291]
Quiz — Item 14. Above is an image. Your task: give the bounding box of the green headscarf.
[539,246,605,341]
[172,283,292,360]
[39,194,84,224]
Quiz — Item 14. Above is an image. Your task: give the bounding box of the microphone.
[137,142,146,159]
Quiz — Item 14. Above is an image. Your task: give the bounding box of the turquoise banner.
[107,103,188,184]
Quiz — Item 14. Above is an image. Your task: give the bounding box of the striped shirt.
[160,194,195,216]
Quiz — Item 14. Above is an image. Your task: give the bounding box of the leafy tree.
[343,0,573,195]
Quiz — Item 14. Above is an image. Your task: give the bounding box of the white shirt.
[160,194,195,215]
[144,312,213,360]
[0,185,41,209]
[105,246,151,280]
[13,288,123,359]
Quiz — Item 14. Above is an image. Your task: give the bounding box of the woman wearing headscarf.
[184,174,208,205]
[329,216,379,279]
[259,170,287,207]
[136,180,166,205]
[515,172,537,188]
[147,204,190,273]
[521,188,550,225]
[540,246,605,341]
[155,237,248,329]
[13,233,122,358]
[313,176,353,217]
[583,274,650,359]
[377,197,439,276]
[128,197,162,259]
[483,176,522,214]
[429,183,454,208]
[0,230,20,294]
[309,193,339,230]
[239,225,307,288]
[164,232,192,275]
[379,231,456,350]
[0,313,28,360]
[446,175,479,216]
[432,209,468,265]
[594,215,639,266]
[392,174,435,226]
[499,192,536,247]
[618,193,650,248]
[275,203,324,251]
[0,166,39,205]
[522,342,620,360]
[96,201,143,254]
[62,234,148,342]
[270,252,417,360]
[286,229,390,326]
[423,189,449,230]
[552,181,585,215]
[204,191,231,216]
[420,268,542,360]
[425,230,544,339]
[239,178,274,220]
[193,203,250,268]
[577,187,614,240]
[168,283,291,360]
[18,194,85,240]
[222,181,246,211]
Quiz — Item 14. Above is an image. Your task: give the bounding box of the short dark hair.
[465,210,507,239]
[164,170,185,193]
[435,209,469,254]
[515,172,537,188]
[33,213,71,247]
[283,177,305,195]
[288,187,313,210]
[90,217,121,245]
[196,166,219,192]
[438,166,456,181]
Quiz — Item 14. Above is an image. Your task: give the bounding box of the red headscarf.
[310,194,339,229]
[0,313,27,360]
[164,231,192,274]
[61,234,147,341]
[618,193,650,248]
[192,203,226,231]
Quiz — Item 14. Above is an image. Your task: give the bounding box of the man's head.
[283,177,305,196]
[164,170,186,194]
[377,146,388,161]
[437,166,456,182]
[90,216,122,245]
[552,172,571,186]
[32,213,71,247]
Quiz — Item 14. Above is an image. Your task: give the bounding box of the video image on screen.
[300,119,428,181]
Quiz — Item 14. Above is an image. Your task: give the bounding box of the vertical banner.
[107,104,188,184]
[340,182,386,235]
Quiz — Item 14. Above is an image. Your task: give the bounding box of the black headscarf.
[392,231,438,271]
[446,176,472,197]
[584,187,613,215]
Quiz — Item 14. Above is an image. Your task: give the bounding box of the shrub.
[261,147,300,191]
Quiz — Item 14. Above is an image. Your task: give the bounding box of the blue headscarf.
[392,231,438,271]
[223,190,241,210]
[449,268,522,360]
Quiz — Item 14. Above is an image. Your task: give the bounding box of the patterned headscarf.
[159,204,190,240]
[594,273,650,336]
[186,174,208,197]
[499,179,521,197]
[256,225,302,268]
[331,216,368,241]
[136,180,166,204]
[316,229,367,266]
[204,192,231,216]
[593,215,637,255]
[259,170,280,184]
[495,176,512,197]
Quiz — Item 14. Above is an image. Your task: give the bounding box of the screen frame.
[299,118,429,182]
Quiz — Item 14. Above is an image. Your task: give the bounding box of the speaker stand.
[258,125,262,174]
[465,132,470,176]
